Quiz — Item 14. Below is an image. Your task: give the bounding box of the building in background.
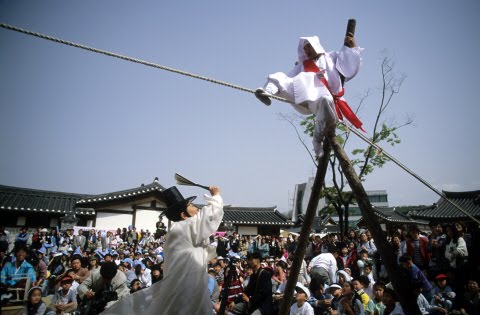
[0,178,292,236]
[292,177,389,228]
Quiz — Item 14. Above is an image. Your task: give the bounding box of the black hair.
[26,287,44,315]
[247,252,262,261]
[309,276,324,292]
[399,254,412,263]
[70,255,83,263]
[100,261,118,280]
[14,244,28,254]
[357,275,370,287]
[373,281,386,290]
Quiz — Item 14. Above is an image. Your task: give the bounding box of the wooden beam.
[329,133,422,315]
[279,137,331,315]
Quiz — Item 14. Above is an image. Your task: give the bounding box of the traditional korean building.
[408,190,480,225]
[0,178,293,235]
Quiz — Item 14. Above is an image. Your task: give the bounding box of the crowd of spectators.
[0,221,478,315]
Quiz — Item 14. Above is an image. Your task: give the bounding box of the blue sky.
[1,1,479,213]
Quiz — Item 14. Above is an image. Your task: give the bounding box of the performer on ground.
[102,185,224,315]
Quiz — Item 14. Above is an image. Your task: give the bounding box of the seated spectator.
[1,245,36,288]
[307,276,330,314]
[327,283,343,313]
[336,269,352,286]
[45,275,77,315]
[372,281,386,315]
[338,281,364,315]
[382,288,405,315]
[129,279,142,294]
[352,277,372,311]
[77,261,129,313]
[69,255,90,284]
[412,280,447,314]
[457,279,479,315]
[23,286,46,315]
[290,282,314,315]
[150,264,163,284]
[363,263,375,297]
[134,262,151,288]
[431,274,455,312]
[63,269,79,292]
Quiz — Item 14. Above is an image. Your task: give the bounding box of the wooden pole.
[329,133,422,315]
[278,135,332,315]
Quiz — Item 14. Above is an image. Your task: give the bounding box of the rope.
[2,22,477,224]
[342,122,480,225]
[0,22,288,103]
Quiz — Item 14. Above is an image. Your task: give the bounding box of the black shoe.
[255,88,272,106]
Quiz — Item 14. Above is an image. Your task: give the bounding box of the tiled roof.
[287,213,336,233]
[408,190,480,220]
[223,206,293,226]
[367,206,429,225]
[76,179,165,206]
[0,185,94,215]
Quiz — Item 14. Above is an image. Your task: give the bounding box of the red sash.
[302,60,365,132]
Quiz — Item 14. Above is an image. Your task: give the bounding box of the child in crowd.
[352,277,370,309]
[431,274,455,312]
[46,275,77,315]
[291,283,314,315]
[372,282,386,315]
[363,263,375,297]
[382,288,405,315]
[24,286,46,315]
[307,276,330,314]
[412,280,447,315]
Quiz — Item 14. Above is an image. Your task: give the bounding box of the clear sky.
[1,1,479,213]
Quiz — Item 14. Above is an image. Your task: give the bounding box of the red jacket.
[406,236,430,266]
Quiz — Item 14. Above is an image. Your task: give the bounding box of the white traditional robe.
[102,193,224,315]
[264,36,363,156]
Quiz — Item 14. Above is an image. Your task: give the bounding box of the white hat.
[295,282,311,299]
[40,228,48,233]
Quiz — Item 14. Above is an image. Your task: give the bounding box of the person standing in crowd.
[308,247,338,286]
[74,230,86,251]
[231,251,273,315]
[15,226,29,248]
[406,225,430,272]
[0,226,10,254]
[445,223,469,309]
[258,237,270,259]
[428,223,448,275]
[103,185,224,315]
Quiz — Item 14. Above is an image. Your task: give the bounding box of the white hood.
[297,36,326,63]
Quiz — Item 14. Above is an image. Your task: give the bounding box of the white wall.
[238,226,257,236]
[95,212,133,230]
[135,209,161,232]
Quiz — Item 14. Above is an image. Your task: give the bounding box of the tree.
[282,51,412,235]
